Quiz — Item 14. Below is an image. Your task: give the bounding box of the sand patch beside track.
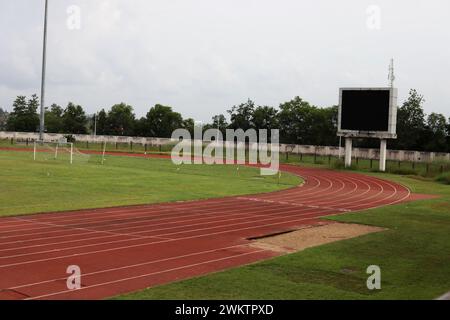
[249,223,386,253]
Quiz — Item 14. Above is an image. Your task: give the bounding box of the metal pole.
[70,143,73,164]
[94,113,97,140]
[39,0,49,141]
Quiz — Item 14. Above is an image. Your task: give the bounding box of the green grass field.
[0,150,301,217]
[117,172,450,300]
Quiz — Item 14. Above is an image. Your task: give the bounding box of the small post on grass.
[54,143,59,159]
[33,141,36,161]
[101,141,106,165]
[70,143,73,164]
[278,171,281,185]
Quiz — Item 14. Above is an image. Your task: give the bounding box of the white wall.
[1,131,449,163]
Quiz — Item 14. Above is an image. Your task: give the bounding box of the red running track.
[0,153,432,300]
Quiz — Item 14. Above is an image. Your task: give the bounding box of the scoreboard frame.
[337,87,398,139]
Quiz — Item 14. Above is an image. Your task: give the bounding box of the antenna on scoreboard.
[388,58,395,88]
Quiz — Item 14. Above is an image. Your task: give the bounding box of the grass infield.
[0,150,301,217]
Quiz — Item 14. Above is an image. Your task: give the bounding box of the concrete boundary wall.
[1,131,449,163]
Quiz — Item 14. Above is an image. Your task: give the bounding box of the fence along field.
[1,131,450,179]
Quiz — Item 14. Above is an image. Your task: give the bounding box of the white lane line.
[0,206,323,260]
[0,197,278,236]
[0,210,325,268]
[7,243,253,291]
[0,200,295,245]
[0,202,308,253]
[26,249,268,300]
[0,200,279,240]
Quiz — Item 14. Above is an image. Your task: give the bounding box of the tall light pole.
[39,0,49,141]
[94,112,98,140]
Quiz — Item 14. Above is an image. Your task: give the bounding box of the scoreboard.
[338,88,397,138]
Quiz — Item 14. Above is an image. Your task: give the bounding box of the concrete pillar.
[380,139,387,172]
[345,138,352,168]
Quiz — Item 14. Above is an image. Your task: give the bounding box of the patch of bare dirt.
[249,223,386,253]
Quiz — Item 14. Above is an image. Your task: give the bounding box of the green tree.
[424,112,447,152]
[251,106,279,131]
[182,118,195,136]
[62,102,87,134]
[395,89,426,150]
[227,99,255,131]
[311,106,338,146]
[95,109,108,135]
[145,104,183,138]
[107,103,136,136]
[278,96,318,144]
[6,95,40,132]
[45,104,64,133]
[134,117,148,137]
[447,118,450,152]
[211,114,228,135]
[0,107,8,131]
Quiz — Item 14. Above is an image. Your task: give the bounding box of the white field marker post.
[70,143,73,164]
[379,139,387,172]
[54,143,59,160]
[102,141,106,165]
[33,141,37,161]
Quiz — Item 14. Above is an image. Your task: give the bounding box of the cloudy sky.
[1,0,449,121]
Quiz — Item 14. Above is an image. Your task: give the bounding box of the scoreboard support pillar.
[379,139,387,172]
[344,138,353,168]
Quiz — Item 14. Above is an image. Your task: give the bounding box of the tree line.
[0,89,449,152]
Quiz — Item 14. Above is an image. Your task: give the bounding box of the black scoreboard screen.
[340,89,390,132]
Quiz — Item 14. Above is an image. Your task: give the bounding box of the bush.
[64,134,76,143]
[436,172,450,185]
[388,167,418,175]
[331,159,357,170]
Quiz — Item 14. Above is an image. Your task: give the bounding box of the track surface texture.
[0,152,432,300]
